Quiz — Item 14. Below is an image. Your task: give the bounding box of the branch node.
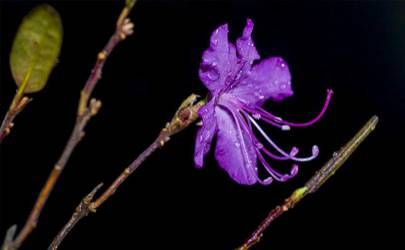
[97,51,106,61]
[89,99,102,115]
[84,183,103,213]
[120,18,134,39]
[78,91,89,116]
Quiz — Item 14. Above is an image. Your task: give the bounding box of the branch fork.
[48,94,205,249]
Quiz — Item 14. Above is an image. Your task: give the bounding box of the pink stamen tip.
[312,145,320,156]
[290,164,299,177]
[261,176,273,185]
[290,147,299,157]
[281,125,291,131]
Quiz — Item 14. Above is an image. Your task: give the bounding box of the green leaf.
[10,4,62,93]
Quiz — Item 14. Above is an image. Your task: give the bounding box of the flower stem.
[48,95,205,250]
[1,3,135,250]
[237,115,379,250]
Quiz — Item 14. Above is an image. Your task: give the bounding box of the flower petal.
[199,24,238,94]
[230,57,293,106]
[214,106,257,185]
[236,19,260,65]
[194,100,217,168]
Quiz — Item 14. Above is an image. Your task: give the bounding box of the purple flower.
[194,19,333,185]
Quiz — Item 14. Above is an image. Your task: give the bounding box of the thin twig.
[236,115,379,250]
[47,184,103,250]
[1,226,17,250]
[0,96,31,144]
[48,94,205,250]
[2,3,135,250]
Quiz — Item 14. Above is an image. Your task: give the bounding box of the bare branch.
[48,184,103,250]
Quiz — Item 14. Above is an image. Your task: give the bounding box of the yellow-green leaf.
[10,4,62,93]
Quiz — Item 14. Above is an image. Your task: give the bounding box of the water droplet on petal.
[256,142,263,149]
[235,142,241,148]
[206,70,219,81]
[211,38,218,48]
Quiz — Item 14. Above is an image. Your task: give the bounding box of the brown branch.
[48,94,205,250]
[90,131,164,209]
[236,115,379,250]
[47,184,103,250]
[2,3,135,250]
[9,102,100,250]
[0,96,31,144]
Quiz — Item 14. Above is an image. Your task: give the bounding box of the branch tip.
[1,225,17,250]
[85,183,103,213]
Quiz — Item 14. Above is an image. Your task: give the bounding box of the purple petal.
[230,57,293,106]
[194,100,217,168]
[236,19,260,65]
[199,24,238,94]
[214,106,257,185]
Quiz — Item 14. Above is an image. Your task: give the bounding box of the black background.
[0,0,403,249]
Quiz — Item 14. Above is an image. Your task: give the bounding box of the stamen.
[239,110,290,160]
[242,89,333,129]
[256,149,298,182]
[256,175,274,185]
[254,89,333,128]
[254,113,285,129]
[290,146,299,157]
[241,104,285,129]
[232,109,288,185]
[277,89,333,127]
[260,146,292,161]
[247,115,319,162]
